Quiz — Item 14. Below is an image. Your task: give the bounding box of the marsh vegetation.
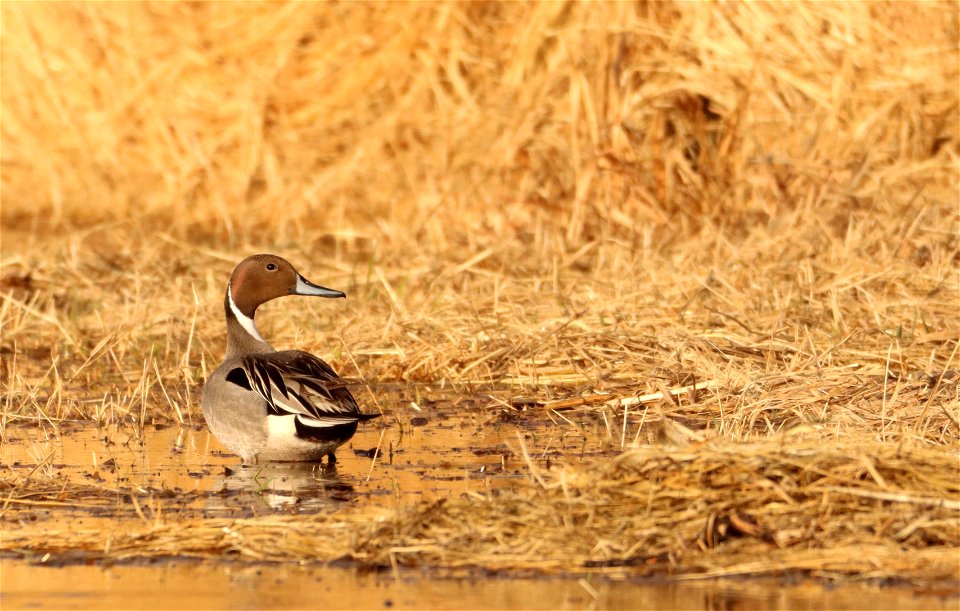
[1,1,958,605]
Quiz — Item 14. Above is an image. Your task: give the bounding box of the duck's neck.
[224,286,274,357]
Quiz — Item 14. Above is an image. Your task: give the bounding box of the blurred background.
[3,2,955,250]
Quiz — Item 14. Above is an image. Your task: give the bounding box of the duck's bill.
[294,275,346,298]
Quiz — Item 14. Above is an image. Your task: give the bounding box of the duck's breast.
[201,359,270,463]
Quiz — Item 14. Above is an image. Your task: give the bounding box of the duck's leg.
[326,451,337,465]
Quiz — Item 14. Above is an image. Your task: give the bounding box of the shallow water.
[3,560,957,610]
[1,400,956,609]
[1,394,618,517]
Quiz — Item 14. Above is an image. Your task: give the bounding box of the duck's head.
[228,254,344,318]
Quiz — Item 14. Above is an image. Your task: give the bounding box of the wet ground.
[1,392,621,519]
[1,397,956,609]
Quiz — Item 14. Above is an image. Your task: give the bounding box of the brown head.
[228,254,344,318]
[223,254,344,356]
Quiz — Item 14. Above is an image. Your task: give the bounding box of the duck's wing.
[226,351,379,428]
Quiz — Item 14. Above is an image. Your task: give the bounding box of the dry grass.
[1,1,958,585]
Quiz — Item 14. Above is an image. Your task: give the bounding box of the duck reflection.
[211,461,356,512]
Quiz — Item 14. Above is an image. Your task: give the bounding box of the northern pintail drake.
[201,254,379,465]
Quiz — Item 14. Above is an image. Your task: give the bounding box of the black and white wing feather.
[227,351,378,433]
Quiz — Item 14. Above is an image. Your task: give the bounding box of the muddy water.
[1,400,955,609]
[2,396,617,517]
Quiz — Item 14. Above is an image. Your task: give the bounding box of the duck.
[201,254,379,465]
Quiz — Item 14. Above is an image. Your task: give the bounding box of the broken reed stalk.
[536,380,718,411]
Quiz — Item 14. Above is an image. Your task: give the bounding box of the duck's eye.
[265,263,278,271]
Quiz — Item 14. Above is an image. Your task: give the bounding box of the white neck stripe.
[228,285,265,343]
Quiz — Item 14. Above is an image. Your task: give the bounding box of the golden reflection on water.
[2,410,556,516]
[2,560,955,610]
